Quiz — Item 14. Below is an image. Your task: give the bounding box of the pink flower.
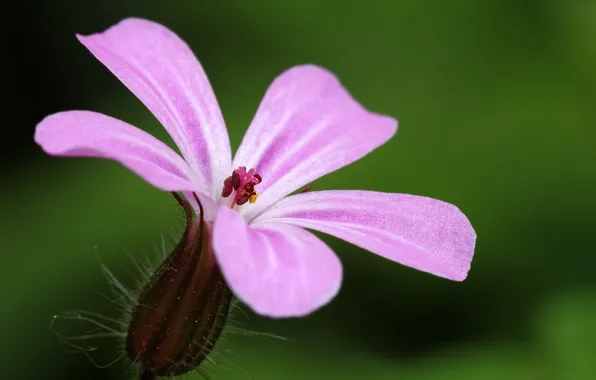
[35,18,476,318]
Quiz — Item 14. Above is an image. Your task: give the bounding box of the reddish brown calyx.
[221,166,262,206]
[126,193,232,377]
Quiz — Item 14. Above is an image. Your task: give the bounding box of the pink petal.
[212,206,342,318]
[252,191,476,281]
[35,111,197,192]
[77,18,231,198]
[233,65,397,221]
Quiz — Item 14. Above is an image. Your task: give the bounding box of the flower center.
[221,166,262,206]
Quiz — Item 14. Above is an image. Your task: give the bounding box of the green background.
[3,1,596,379]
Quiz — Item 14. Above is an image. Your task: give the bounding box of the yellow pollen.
[249,193,258,204]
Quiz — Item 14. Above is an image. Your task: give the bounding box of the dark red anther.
[221,176,233,197]
[253,173,262,184]
[236,193,250,205]
[244,181,255,193]
[231,171,241,190]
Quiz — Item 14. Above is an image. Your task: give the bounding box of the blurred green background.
[3,0,596,379]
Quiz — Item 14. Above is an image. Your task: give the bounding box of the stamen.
[231,171,241,190]
[244,182,255,193]
[221,176,233,197]
[236,193,250,205]
[220,166,263,207]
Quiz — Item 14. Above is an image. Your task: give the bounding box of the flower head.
[35,18,476,321]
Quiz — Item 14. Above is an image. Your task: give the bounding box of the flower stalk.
[127,193,232,377]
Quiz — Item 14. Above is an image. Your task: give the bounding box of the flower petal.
[233,65,397,221]
[77,18,232,197]
[35,111,197,192]
[212,206,342,318]
[252,191,476,281]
